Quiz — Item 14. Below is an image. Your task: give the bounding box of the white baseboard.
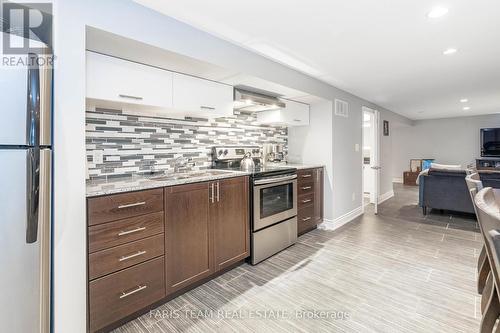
[318,206,363,232]
[393,177,403,183]
[378,190,394,204]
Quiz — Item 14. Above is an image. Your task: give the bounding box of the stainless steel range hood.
[233,89,286,112]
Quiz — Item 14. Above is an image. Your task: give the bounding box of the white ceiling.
[134,0,500,120]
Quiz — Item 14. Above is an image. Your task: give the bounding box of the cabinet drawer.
[297,169,314,181]
[298,181,314,196]
[88,212,164,253]
[89,234,164,280]
[89,257,165,333]
[298,192,314,209]
[88,188,164,226]
[298,205,316,235]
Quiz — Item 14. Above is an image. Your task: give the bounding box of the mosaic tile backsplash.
[86,109,288,180]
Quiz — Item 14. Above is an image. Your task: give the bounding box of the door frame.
[361,106,380,214]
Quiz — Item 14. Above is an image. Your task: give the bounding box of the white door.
[362,107,381,214]
[0,56,29,145]
[0,149,40,332]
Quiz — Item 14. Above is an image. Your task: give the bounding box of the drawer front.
[298,192,314,210]
[297,169,314,182]
[89,257,165,332]
[88,212,164,253]
[88,188,164,226]
[89,234,165,280]
[298,205,316,235]
[298,181,314,196]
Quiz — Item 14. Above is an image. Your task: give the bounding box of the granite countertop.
[282,163,325,170]
[86,164,325,197]
[86,170,251,197]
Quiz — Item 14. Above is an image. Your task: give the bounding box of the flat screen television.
[481,128,500,157]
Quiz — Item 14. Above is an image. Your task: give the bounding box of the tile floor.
[114,184,481,333]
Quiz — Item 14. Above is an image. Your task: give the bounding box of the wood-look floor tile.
[112,184,480,333]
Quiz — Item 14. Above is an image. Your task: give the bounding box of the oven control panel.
[213,146,261,160]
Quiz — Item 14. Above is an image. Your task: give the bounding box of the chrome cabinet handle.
[210,183,215,203]
[118,201,146,209]
[118,250,147,262]
[118,94,143,100]
[301,186,312,190]
[293,119,301,122]
[119,285,147,299]
[301,199,312,203]
[200,106,216,110]
[301,174,312,178]
[216,182,220,202]
[302,217,312,221]
[118,227,146,236]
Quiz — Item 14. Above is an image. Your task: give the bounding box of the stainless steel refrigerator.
[0,33,52,333]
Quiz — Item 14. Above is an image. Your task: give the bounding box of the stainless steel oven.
[253,174,297,231]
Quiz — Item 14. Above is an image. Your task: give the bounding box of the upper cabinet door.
[172,73,234,118]
[86,52,173,109]
[256,99,310,126]
[281,99,310,126]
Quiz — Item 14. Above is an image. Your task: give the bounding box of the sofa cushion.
[430,163,462,171]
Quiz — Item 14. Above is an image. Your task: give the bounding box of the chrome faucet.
[174,156,194,173]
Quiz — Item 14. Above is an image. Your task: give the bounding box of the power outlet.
[352,192,356,201]
[93,150,104,164]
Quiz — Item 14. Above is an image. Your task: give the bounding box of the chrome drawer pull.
[118,250,147,262]
[301,199,312,203]
[302,217,312,221]
[301,186,312,190]
[118,227,146,236]
[118,201,146,209]
[302,174,312,178]
[119,285,147,299]
[200,105,216,110]
[118,94,143,100]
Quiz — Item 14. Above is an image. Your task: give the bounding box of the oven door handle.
[254,174,297,185]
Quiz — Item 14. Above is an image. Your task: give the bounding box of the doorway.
[362,107,380,214]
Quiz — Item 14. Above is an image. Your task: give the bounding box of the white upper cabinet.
[172,73,234,118]
[257,99,310,126]
[86,52,173,109]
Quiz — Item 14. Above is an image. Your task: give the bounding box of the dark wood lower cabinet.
[313,167,324,224]
[89,257,165,333]
[87,176,250,332]
[211,177,250,271]
[297,167,324,235]
[165,182,214,295]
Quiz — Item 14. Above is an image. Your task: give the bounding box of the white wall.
[288,101,334,221]
[392,114,500,179]
[52,1,411,332]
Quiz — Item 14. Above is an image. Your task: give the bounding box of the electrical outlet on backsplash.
[86,108,288,180]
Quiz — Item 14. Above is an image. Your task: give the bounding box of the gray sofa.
[419,169,475,215]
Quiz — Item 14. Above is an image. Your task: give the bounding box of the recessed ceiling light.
[463,106,471,111]
[428,7,449,19]
[443,48,457,55]
[460,98,468,103]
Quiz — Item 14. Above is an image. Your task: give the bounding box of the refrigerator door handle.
[26,53,41,147]
[26,148,40,243]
